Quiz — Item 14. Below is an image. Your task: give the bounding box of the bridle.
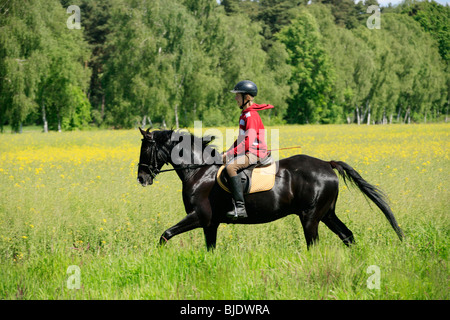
[138,138,167,179]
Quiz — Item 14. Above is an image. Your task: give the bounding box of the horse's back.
[276,154,340,206]
[278,154,338,178]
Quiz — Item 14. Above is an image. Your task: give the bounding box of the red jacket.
[226,103,274,158]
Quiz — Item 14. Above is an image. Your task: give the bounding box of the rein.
[139,149,301,176]
[139,134,300,178]
[138,162,218,175]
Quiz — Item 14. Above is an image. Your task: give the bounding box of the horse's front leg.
[203,225,218,251]
[159,211,202,246]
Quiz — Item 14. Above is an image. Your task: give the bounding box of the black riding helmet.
[231,80,258,109]
[230,80,258,97]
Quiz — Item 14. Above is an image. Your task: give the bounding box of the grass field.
[0,124,448,300]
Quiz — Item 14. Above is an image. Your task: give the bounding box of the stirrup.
[226,201,247,220]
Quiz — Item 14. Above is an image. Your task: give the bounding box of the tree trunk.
[362,100,370,124]
[101,94,105,120]
[174,104,179,129]
[148,115,153,128]
[397,106,402,123]
[356,106,360,125]
[404,106,410,124]
[42,100,48,133]
[367,104,371,125]
[446,101,448,123]
[193,103,197,121]
[183,106,188,125]
[57,111,62,132]
[0,103,2,132]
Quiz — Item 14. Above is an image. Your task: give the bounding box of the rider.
[222,80,274,219]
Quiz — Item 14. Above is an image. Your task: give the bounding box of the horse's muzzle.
[138,175,153,187]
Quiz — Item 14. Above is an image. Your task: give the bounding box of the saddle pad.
[216,162,277,194]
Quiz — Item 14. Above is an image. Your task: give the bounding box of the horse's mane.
[151,129,220,161]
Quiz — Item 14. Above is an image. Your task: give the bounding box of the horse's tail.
[330,160,404,241]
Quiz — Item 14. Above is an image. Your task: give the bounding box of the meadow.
[0,124,448,300]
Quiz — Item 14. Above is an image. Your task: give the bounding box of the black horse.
[137,128,404,250]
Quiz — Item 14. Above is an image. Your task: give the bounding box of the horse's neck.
[165,140,220,182]
[172,163,192,183]
[168,159,218,184]
[167,156,198,183]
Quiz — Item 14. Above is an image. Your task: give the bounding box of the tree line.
[0,0,448,132]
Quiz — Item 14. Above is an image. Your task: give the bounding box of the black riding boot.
[226,175,248,220]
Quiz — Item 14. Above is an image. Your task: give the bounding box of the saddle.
[216,155,278,194]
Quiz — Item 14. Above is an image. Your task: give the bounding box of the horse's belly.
[223,209,292,225]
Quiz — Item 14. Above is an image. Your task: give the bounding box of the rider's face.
[235,93,243,106]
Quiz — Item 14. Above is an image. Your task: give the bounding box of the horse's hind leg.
[322,209,355,247]
[299,213,320,249]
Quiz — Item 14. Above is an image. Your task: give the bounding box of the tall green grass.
[0,124,448,299]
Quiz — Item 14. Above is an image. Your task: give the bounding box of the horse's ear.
[146,127,150,133]
[139,127,146,136]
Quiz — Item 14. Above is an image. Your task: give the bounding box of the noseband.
[138,162,160,179]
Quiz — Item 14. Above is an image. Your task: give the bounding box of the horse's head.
[137,127,221,186]
[137,127,171,186]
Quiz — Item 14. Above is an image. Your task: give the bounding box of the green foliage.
[351,12,446,123]
[61,86,92,131]
[313,0,367,29]
[400,0,450,62]
[0,0,448,130]
[308,4,374,122]
[277,9,335,123]
[0,1,42,132]
[100,0,289,128]
[0,0,91,132]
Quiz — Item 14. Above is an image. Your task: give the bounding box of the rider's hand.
[222,153,227,164]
